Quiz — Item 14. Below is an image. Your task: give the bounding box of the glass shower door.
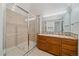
[5,3,38,56]
[16,15,28,55]
[5,8,29,56]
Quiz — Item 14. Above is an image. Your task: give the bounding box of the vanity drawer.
[62,44,77,51]
[48,44,60,55]
[37,35,48,41]
[47,37,61,45]
[62,49,77,56]
[62,39,77,46]
[37,40,49,51]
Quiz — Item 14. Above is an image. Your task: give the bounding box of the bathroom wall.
[71,7,79,38]
[6,9,27,48]
[62,4,79,38]
[63,5,79,36]
[63,12,71,33]
[0,3,4,56]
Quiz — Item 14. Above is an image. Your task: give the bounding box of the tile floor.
[6,41,36,56]
[25,47,53,56]
[6,47,25,56]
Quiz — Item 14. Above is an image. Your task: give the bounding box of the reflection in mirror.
[41,4,78,39]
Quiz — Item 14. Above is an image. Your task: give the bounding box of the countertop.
[38,34,77,40]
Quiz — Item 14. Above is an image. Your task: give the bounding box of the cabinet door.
[46,37,61,55]
[62,39,78,56]
[47,43,60,55]
[62,39,77,46]
[37,40,49,51]
[47,37,61,55]
[62,49,77,56]
[62,44,77,51]
[46,37,61,45]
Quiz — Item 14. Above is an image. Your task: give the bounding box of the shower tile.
[6,35,16,48]
[6,47,25,56]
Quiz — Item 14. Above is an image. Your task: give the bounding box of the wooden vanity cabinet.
[37,35,78,56]
[37,35,61,55]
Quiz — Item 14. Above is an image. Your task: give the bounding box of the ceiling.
[29,3,67,15]
[6,3,79,17]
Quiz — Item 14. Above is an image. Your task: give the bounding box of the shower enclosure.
[4,3,37,56]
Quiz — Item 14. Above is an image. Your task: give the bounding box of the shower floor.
[6,40,36,56]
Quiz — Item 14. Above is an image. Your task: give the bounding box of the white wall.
[71,7,79,36]
[0,3,4,56]
[71,7,79,55]
[63,12,71,32]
